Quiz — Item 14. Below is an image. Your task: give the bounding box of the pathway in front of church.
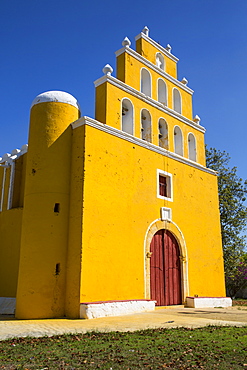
[0,306,246,341]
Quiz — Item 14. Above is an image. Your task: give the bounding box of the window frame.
[156,52,165,71]
[157,169,173,202]
[173,87,182,114]
[121,97,134,135]
[158,118,168,149]
[157,78,167,106]
[174,125,184,156]
[188,132,197,162]
[140,68,152,97]
[141,108,152,142]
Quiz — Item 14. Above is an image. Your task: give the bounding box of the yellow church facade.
[0,28,231,319]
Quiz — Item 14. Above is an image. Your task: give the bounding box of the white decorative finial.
[2,153,11,161]
[166,44,172,53]
[193,115,201,124]
[2,153,11,163]
[102,64,113,76]
[142,26,149,36]
[11,149,20,156]
[122,37,131,47]
[21,144,28,154]
[181,77,188,85]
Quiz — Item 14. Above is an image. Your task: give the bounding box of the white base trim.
[0,297,16,314]
[186,297,232,308]
[80,300,156,319]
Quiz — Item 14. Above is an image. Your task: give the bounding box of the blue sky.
[1,0,247,181]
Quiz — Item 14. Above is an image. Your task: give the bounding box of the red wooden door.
[150,230,182,306]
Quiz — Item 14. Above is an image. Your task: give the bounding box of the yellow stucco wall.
[0,209,22,297]
[136,37,177,79]
[79,124,225,303]
[15,101,80,319]
[116,52,192,120]
[96,81,205,166]
[65,124,86,318]
[12,154,27,208]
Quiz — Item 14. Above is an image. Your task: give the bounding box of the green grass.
[0,326,247,369]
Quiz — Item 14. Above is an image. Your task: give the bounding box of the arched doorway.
[150,229,182,306]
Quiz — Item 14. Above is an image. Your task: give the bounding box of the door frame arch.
[144,219,189,304]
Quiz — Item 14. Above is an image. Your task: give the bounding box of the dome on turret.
[31,91,80,111]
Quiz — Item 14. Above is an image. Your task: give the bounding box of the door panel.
[150,230,182,306]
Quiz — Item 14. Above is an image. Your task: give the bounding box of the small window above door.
[157,169,173,201]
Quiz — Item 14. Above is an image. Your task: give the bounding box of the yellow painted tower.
[15,92,80,319]
[0,28,231,319]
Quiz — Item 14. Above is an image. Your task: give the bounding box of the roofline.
[72,116,215,176]
[135,32,179,63]
[115,46,193,94]
[94,74,205,133]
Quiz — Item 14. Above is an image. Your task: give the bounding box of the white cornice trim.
[94,74,205,133]
[72,116,215,176]
[0,167,6,212]
[7,161,15,210]
[0,145,28,165]
[115,46,193,95]
[135,32,179,63]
